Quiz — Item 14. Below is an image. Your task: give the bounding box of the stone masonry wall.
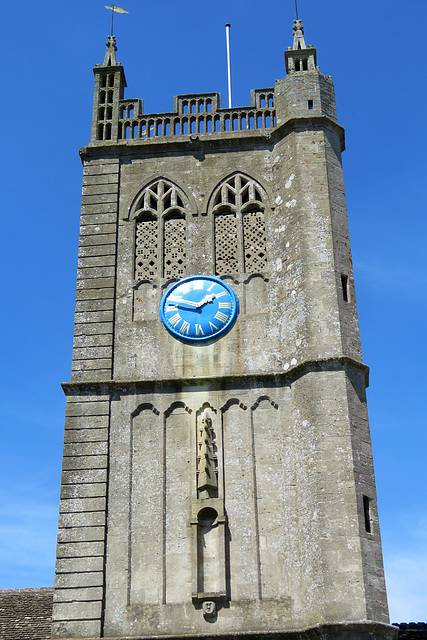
[52,392,110,638]
[72,158,119,382]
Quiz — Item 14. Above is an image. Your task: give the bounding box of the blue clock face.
[159,276,239,344]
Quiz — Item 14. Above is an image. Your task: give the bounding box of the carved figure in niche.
[202,601,216,618]
[197,409,218,499]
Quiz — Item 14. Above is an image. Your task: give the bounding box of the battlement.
[91,32,338,146]
[94,87,276,144]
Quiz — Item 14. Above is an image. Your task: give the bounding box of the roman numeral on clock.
[178,320,190,335]
[168,312,182,328]
[195,324,205,336]
[214,310,229,324]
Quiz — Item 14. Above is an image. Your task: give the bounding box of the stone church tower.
[52,19,397,640]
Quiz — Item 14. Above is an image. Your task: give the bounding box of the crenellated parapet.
[94,85,277,143]
[91,25,339,146]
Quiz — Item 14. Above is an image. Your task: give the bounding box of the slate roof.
[0,588,53,640]
[395,623,427,640]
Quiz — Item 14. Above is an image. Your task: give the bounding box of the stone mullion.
[235,176,245,275]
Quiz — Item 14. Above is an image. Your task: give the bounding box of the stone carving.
[292,19,307,50]
[202,601,216,618]
[197,409,218,499]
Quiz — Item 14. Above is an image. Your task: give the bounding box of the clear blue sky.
[1,0,426,624]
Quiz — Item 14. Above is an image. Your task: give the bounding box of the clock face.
[159,276,239,344]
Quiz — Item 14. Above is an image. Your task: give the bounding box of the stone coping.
[62,355,369,394]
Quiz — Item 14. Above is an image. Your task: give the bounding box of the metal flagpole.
[225,24,232,109]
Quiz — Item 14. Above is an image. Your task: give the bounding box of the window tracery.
[212,174,267,276]
[133,179,188,281]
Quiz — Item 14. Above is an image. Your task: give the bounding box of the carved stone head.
[202,600,216,618]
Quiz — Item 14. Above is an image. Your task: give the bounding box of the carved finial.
[103,35,117,66]
[292,19,307,50]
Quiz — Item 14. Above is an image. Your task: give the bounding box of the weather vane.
[105,5,129,36]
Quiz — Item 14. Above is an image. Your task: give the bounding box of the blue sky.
[1,0,426,624]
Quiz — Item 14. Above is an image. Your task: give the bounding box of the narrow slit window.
[363,495,371,533]
[308,99,313,110]
[341,274,349,302]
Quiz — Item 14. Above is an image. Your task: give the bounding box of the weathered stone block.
[76,265,115,279]
[77,255,116,269]
[79,232,116,246]
[71,358,112,372]
[55,556,104,574]
[72,346,113,360]
[81,193,117,205]
[80,212,117,225]
[73,321,113,335]
[82,184,118,196]
[58,510,106,529]
[53,586,103,602]
[56,542,105,558]
[59,496,106,513]
[63,442,107,458]
[63,428,109,444]
[65,400,110,417]
[52,600,102,620]
[70,368,112,381]
[76,275,115,289]
[52,619,101,639]
[83,173,118,186]
[73,333,114,347]
[61,468,107,485]
[78,244,116,258]
[61,454,108,471]
[60,483,107,499]
[57,526,105,543]
[65,414,108,428]
[74,310,114,324]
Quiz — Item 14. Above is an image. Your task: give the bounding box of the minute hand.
[168,296,200,308]
[197,294,215,308]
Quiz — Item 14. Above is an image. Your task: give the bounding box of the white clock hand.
[168,295,200,308]
[197,294,215,308]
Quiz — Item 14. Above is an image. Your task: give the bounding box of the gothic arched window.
[211,174,268,276]
[133,179,189,281]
